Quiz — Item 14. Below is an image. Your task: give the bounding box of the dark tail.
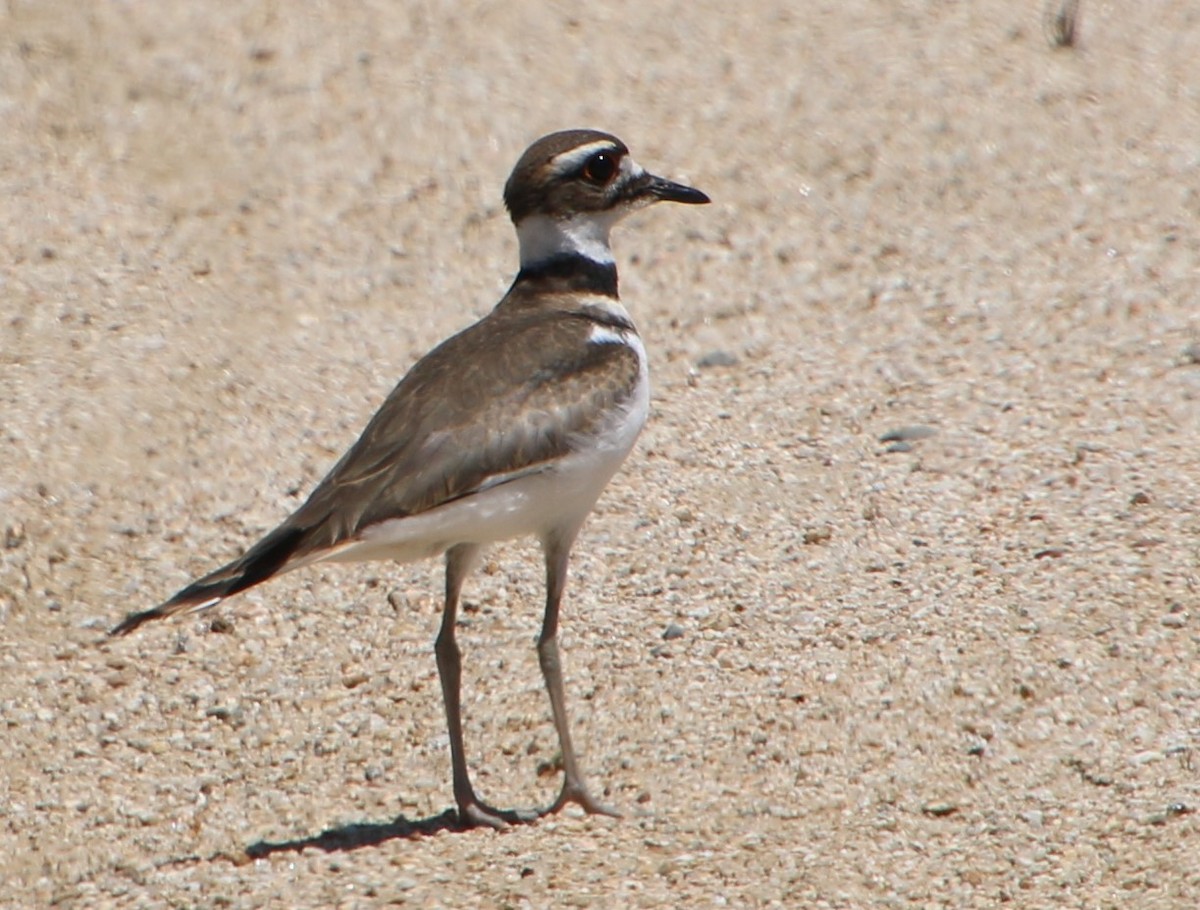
[110,525,307,636]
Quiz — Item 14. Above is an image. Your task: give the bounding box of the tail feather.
[110,525,307,636]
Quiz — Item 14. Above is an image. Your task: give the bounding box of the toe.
[458,800,539,830]
[545,781,621,818]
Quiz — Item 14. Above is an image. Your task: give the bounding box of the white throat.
[516,212,619,268]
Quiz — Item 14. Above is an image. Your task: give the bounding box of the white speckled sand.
[3,2,1198,906]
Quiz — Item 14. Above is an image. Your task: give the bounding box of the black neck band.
[514,255,619,298]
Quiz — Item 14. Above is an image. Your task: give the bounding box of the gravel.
[3,1,1200,907]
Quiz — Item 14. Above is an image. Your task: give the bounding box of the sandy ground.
[3,1,1199,907]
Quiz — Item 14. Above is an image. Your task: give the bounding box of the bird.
[111,129,709,829]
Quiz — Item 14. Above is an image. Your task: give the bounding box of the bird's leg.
[434,543,534,829]
[537,530,621,819]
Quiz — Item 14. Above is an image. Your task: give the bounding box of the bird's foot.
[543,779,621,819]
[456,798,539,831]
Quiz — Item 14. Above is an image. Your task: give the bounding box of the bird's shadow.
[244,809,464,858]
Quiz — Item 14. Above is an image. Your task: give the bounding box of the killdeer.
[112,129,709,829]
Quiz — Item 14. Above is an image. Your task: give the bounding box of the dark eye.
[581,151,619,185]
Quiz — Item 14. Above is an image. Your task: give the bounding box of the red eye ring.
[581,151,619,185]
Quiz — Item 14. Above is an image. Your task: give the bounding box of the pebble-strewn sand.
[3,2,1198,907]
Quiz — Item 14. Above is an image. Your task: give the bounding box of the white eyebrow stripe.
[550,141,622,175]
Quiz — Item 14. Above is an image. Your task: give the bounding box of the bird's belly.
[330,399,646,565]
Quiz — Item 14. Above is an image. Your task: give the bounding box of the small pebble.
[696,350,739,369]
[4,523,25,549]
[802,526,832,545]
[922,801,958,817]
[209,617,234,634]
[205,705,245,727]
[1140,806,1189,826]
[662,623,685,641]
[879,425,936,443]
[1044,0,1081,48]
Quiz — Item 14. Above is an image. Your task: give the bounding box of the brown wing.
[281,305,641,558]
[110,301,640,637]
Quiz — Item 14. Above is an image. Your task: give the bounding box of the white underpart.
[332,312,649,565]
[588,323,628,346]
[183,594,226,615]
[516,212,618,267]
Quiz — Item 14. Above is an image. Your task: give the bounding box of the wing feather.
[279,307,641,561]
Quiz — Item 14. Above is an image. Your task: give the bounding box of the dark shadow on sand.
[245,809,463,857]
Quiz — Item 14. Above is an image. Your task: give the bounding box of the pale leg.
[434,543,535,828]
[538,529,621,818]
